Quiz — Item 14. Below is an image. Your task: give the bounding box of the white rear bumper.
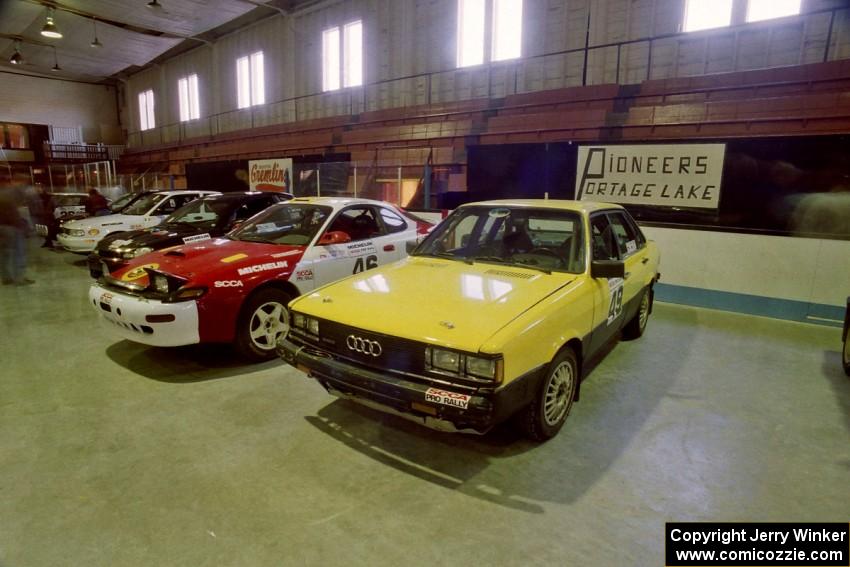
[89,284,200,347]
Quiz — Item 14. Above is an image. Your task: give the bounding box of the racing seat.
[350,213,380,241]
[502,228,534,255]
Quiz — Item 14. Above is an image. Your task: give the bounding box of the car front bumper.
[89,284,200,347]
[277,337,543,434]
[58,233,99,253]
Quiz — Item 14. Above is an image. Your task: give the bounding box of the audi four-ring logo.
[346,335,382,357]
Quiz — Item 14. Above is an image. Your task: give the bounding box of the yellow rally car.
[277,200,661,440]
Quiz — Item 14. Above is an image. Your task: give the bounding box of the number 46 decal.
[353,254,378,274]
[607,279,624,325]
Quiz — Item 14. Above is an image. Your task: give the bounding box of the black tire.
[234,288,292,362]
[622,286,651,340]
[517,347,578,442]
[843,331,849,377]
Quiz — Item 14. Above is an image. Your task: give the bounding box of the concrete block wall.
[0,71,120,144]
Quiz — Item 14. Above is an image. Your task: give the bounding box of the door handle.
[641,257,649,264]
[383,244,395,252]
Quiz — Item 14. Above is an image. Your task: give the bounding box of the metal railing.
[44,142,125,163]
[126,6,847,149]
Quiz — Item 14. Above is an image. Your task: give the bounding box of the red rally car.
[88,197,432,360]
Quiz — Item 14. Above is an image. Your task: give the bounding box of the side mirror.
[318,230,352,245]
[591,260,625,279]
[405,239,418,254]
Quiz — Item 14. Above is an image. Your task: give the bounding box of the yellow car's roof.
[460,199,623,214]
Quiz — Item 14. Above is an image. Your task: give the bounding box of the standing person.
[86,188,110,216]
[0,187,34,285]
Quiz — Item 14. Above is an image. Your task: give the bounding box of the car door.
[310,205,389,286]
[607,211,651,323]
[587,212,626,353]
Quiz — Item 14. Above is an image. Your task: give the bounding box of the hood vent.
[484,269,537,279]
[164,250,185,257]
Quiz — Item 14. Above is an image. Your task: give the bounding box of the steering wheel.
[529,247,561,259]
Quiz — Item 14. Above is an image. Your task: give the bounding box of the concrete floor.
[1,240,848,567]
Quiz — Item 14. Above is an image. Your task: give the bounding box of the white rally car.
[58,190,219,253]
[88,197,433,360]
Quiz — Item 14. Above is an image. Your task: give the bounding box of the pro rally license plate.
[424,388,471,409]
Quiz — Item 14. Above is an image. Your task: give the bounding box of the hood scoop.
[164,250,186,257]
[484,269,537,279]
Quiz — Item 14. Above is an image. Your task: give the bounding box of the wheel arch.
[234,279,301,333]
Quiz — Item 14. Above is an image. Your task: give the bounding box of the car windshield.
[121,193,168,216]
[228,203,332,245]
[53,195,87,207]
[110,193,137,212]
[414,205,585,273]
[165,198,232,229]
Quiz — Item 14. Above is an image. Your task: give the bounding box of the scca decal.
[121,263,159,281]
[214,280,244,288]
[237,261,288,276]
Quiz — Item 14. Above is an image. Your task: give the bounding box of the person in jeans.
[0,186,34,286]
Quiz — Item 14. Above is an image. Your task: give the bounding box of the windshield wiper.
[415,251,472,264]
[471,255,507,264]
[235,235,273,244]
[509,260,552,274]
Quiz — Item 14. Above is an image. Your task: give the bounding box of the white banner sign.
[249,158,293,193]
[576,144,725,209]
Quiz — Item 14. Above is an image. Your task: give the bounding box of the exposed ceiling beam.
[19,0,212,44]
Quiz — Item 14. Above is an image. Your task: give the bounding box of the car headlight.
[431,348,461,373]
[152,273,170,294]
[466,356,497,379]
[123,246,152,259]
[425,347,502,382]
[88,228,100,236]
[292,312,319,336]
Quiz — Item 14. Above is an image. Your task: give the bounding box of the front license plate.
[424,388,470,409]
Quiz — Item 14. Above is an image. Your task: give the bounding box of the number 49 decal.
[607,278,624,325]
[353,254,379,274]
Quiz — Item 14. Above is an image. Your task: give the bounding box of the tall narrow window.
[492,0,522,62]
[322,27,341,91]
[323,21,362,92]
[237,51,264,109]
[178,74,200,122]
[343,20,363,88]
[457,0,521,67]
[683,0,732,32]
[457,0,485,67]
[138,89,155,131]
[747,0,801,23]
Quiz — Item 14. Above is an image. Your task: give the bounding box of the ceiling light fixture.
[51,47,61,71]
[40,6,63,39]
[146,0,162,8]
[10,40,23,65]
[90,18,102,48]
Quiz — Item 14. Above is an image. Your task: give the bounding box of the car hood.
[109,237,304,286]
[64,214,149,230]
[293,256,575,353]
[98,223,217,252]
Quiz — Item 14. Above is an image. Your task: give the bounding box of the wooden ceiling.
[0,0,302,83]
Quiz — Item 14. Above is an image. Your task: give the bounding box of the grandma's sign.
[576,144,725,209]
[249,158,293,193]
